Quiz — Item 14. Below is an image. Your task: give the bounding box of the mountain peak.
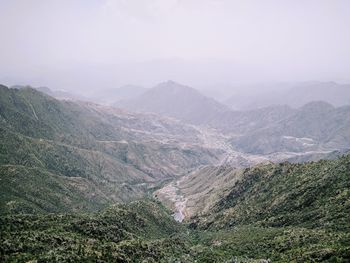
[155,80,192,90]
[115,81,229,124]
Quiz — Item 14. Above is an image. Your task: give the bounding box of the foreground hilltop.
[1,155,349,262]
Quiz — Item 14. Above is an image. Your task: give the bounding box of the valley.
[155,182,188,222]
[1,83,350,262]
[2,1,350,261]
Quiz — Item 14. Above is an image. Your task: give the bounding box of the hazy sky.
[1,0,350,92]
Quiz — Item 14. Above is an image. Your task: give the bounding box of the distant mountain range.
[230,101,350,154]
[224,81,350,110]
[112,81,350,156]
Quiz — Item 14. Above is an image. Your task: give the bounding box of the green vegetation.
[0,200,189,262]
[1,85,349,262]
[2,200,349,262]
[0,85,220,214]
[199,155,350,231]
[1,156,349,262]
[189,155,350,262]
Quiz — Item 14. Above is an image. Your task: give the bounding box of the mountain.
[161,155,350,229]
[153,155,350,262]
[2,82,350,262]
[113,82,350,158]
[90,85,147,105]
[2,155,349,262]
[225,81,350,110]
[230,101,350,154]
[115,80,230,125]
[194,155,350,231]
[0,85,223,214]
[113,81,350,159]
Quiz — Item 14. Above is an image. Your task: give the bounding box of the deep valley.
[0,83,349,262]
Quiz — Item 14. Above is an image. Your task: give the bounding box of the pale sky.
[0,0,349,91]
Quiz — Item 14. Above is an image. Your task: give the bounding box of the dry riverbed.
[154,182,188,222]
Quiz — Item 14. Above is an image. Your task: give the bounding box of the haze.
[1,0,350,93]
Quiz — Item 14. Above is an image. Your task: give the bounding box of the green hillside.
[1,85,349,262]
[0,85,221,214]
[197,155,350,231]
[0,200,189,262]
[186,155,350,262]
[1,156,349,262]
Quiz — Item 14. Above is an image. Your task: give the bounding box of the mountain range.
[224,81,350,110]
[113,81,350,157]
[1,81,350,262]
[0,85,224,214]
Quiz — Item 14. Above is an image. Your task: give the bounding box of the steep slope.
[0,85,223,214]
[155,156,350,261]
[115,80,230,125]
[193,155,350,231]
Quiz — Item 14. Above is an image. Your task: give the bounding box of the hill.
[112,81,350,158]
[115,80,230,125]
[230,101,350,154]
[188,155,350,231]
[154,155,350,262]
[0,85,223,214]
[2,156,349,262]
[0,200,188,262]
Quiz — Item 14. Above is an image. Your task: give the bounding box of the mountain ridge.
[0,85,223,214]
[115,80,230,125]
